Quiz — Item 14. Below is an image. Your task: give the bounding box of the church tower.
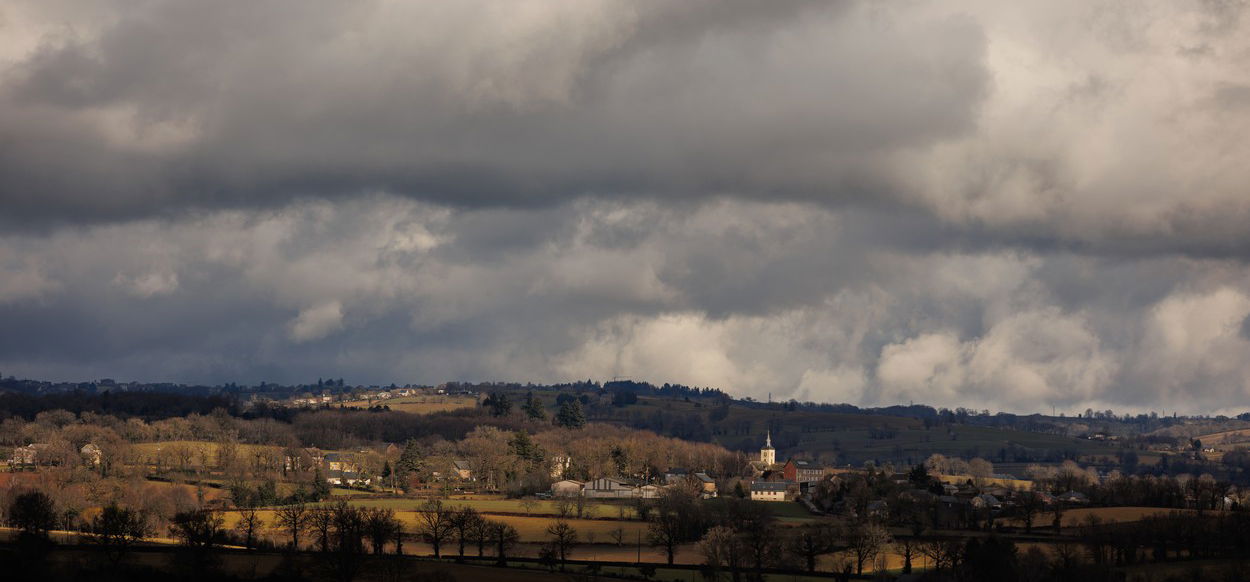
[760,431,775,465]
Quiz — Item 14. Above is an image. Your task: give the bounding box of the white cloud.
[1133,287,1250,406]
[288,301,344,343]
[876,309,1118,413]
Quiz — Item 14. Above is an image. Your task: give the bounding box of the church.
[748,431,780,475]
[748,431,831,484]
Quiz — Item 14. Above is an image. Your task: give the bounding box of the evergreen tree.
[398,439,424,475]
[509,431,545,464]
[556,399,587,429]
[313,467,332,500]
[483,392,513,417]
[523,392,547,420]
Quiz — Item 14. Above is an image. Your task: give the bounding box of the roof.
[453,460,471,471]
[598,476,641,486]
[750,481,792,492]
[694,473,714,483]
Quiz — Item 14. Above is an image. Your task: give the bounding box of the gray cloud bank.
[2,1,1250,413]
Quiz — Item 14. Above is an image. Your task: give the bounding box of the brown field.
[340,395,478,414]
[938,474,1034,490]
[1002,506,1203,528]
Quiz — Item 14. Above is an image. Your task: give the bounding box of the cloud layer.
[2,1,1250,413]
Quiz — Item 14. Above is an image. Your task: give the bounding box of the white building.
[750,480,793,502]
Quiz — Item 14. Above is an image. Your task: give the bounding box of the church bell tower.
[760,431,775,465]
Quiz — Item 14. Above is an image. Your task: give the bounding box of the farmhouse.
[782,459,828,483]
[585,476,642,499]
[325,452,358,473]
[80,443,102,466]
[694,472,718,497]
[10,443,50,467]
[327,470,370,487]
[551,479,585,497]
[750,480,795,502]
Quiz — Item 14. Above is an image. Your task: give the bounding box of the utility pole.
[636,530,641,563]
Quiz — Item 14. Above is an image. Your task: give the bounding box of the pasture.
[340,395,478,414]
[132,440,284,470]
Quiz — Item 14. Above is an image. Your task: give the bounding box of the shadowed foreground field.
[4,545,576,582]
[4,544,850,582]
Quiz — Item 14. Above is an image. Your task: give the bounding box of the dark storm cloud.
[3,1,1250,413]
[0,0,987,222]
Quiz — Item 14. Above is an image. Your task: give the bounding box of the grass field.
[340,395,478,414]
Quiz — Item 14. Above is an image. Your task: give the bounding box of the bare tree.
[170,509,224,549]
[919,539,962,572]
[554,497,574,518]
[169,508,225,569]
[310,508,334,553]
[327,502,367,582]
[844,521,891,575]
[364,508,400,555]
[896,537,920,574]
[468,513,491,556]
[1052,500,1066,534]
[449,506,480,558]
[416,499,453,558]
[787,522,837,573]
[235,507,265,549]
[545,519,578,569]
[698,525,744,582]
[490,521,520,566]
[1017,491,1045,534]
[84,503,149,567]
[275,502,310,550]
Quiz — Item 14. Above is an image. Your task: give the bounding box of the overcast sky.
[2,1,1250,414]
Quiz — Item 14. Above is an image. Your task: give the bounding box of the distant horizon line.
[1,373,1238,420]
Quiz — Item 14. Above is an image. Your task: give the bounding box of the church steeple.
[760,431,775,465]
